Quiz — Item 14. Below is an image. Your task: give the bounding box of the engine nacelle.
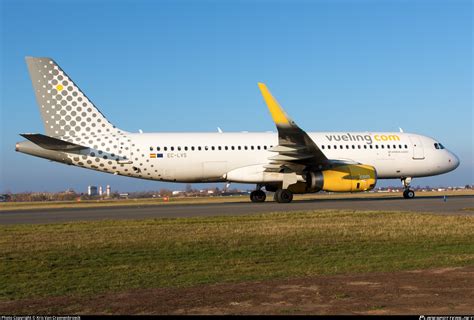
[301,164,377,193]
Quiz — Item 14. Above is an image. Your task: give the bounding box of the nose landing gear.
[401,177,415,199]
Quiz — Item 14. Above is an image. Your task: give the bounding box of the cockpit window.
[434,142,445,150]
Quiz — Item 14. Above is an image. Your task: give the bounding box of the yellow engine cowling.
[321,164,377,192]
[287,164,377,194]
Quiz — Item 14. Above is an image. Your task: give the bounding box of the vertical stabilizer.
[25,57,119,137]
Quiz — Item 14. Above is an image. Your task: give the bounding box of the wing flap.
[269,145,306,153]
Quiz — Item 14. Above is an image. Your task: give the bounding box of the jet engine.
[288,164,377,194]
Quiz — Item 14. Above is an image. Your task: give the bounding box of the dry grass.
[1,209,473,301]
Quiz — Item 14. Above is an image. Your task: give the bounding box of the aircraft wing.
[258,83,330,173]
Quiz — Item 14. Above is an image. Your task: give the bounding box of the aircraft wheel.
[274,189,293,203]
[250,190,266,203]
[403,189,415,199]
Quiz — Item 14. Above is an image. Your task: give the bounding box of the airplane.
[16,57,460,203]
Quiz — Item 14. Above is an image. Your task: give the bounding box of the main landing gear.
[401,177,415,199]
[250,186,294,203]
[274,189,293,203]
[250,188,266,203]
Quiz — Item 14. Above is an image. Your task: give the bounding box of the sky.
[0,0,472,193]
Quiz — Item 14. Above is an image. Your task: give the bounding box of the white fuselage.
[97,131,458,183]
[17,130,460,186]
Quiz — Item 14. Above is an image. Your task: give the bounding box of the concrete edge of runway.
[0,195,472,225]
[1,194,473,214]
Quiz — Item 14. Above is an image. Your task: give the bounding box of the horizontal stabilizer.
[20,134,88,151]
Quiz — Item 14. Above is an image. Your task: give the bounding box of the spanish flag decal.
[150,153,156,158]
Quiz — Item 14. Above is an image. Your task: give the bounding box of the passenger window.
[164,147,168,151]
[439,143,445,149]
[205,146,208,151]
[405,144,408,149]
[334,145,337,149]
[177,146,181,151]
[393,145,396,149]
[387,145,390,149]
[211,146,215,151]
[251,146,254,150]
[225,146,228,150]
[346,145,349,149]
[191,146,195,151]
[198,146,202,151]
[184,146,188,151]
[375,145,379,149]
[149,147,153,151]
[170,146,174,151]
[321,145,325,149]
[244,146,248,150]
[218,146,222,150]
[157,147,160,151]
[257,146,261,150]
[399,145,402,149]
[231,146,235,150]
[363,145,367,149]
[340,145,343,149]
[328,145,331,149]
[381,145,384,149]
[358,145,361,149]
[264,146,267,150]
[369,145,373,149]
[238,146,241,150]
[352,145,355,149]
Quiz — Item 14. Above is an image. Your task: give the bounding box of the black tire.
[403,189,415,199]
[274,189,293,203]
[250,190,266,203]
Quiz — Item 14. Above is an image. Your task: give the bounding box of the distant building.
[88,185,98,196]
[99,186,103,196]
[106,185,111,197]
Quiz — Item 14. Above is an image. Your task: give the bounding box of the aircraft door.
[409,136,424,160]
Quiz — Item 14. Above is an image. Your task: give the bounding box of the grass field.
[1,209,473,302]
[1,189,473,211]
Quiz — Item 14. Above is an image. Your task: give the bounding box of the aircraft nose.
[448,152,460,170]
[453,153,460,169]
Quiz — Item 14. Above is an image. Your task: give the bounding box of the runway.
[1,195,472,225]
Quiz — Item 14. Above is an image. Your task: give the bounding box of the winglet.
[258,83,293,127]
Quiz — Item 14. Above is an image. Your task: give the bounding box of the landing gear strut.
[401,177,415,199]
[250,186,266,203]
[274,189,293,203]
